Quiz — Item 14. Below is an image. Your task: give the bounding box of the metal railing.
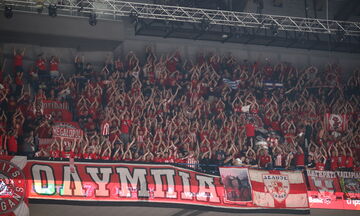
[1,0,360,36]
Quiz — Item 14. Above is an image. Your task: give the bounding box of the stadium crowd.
[0,46,360,173]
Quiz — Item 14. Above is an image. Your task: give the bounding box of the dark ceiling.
[124,0,360,53]
[133,19,360,53]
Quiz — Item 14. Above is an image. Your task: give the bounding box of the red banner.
[248,169,309,208]
[24,160,235,209]
[324,113,347,131]
[5,157,359,212]
[307,170,341,193]
[23,160,311,212]
[43,100,72,122]
[306,169,360,210]
[52,121,83,139]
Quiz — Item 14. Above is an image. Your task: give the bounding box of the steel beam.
[1,0,360,37]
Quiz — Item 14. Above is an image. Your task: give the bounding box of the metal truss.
[2,0,360,37]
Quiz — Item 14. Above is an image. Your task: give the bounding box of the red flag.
[248,169,309,208]
[307,170,341,193]
[324,113,347,131]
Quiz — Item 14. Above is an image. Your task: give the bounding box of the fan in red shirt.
[49,142,61,159]
[153,151,165,163]
[245,119,256,147]
[60,139,76,159]
[36,54,47,81]
[122,146,134,161]
[111,143,123,161]
[174,152,186,164]
[13,48,25,74]
[345,147,354,171]
[328,147,339,171]
[166,56,178,74]
[49,55,60,79]
[142,151,155,162]
[84,117,96,134]
[34,149,48,158]
[0,133,6,155]
[337,148,347,170]
[114,56,124,72]
[163,152,174,163]
[153,156,164,163]
[263,61,273,78]
[270,116,281,132]
[82,145,98,160]
[120,113,132,145]
[315,154,327,171]
[294,146,305,168]
[267,131,279,148]
[14,71,24,96]
[258,148,272,168]
[7,131,18,155]
[101,149,111,160]
[166,51,181,73]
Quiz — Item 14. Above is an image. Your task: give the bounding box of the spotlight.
[48,4,57,17]
[222,34,229,39]
[4,5,13,19]
[89,13,97,26]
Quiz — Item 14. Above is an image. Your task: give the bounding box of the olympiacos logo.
[0,160,26,214]
[329,114,343,130]
[263,174,290,202]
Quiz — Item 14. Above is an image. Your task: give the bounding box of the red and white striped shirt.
[186,156,198,169]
